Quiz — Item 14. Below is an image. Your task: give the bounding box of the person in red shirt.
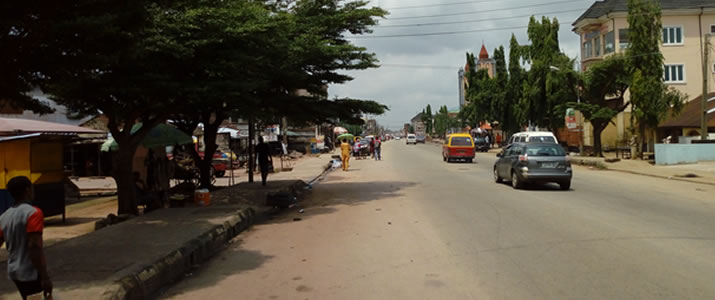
[0,176,52,300]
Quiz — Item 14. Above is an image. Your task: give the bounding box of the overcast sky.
[328,0,595,130]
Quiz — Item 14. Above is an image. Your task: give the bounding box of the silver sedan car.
[494,142,573,190]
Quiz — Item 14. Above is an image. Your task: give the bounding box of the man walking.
[256,137,273,186]
[374,137,382,160]
[340,139,351,171]
[0,176,52,300]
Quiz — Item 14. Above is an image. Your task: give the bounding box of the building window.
[664,64,685,83]
[662,26,683,45]
[710,24,715,33]
[594,36,601,56]
[583,40,592,58]
[604,31,615,54]
[618,29,629,49]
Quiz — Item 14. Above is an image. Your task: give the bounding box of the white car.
[406,134,417,145]
[507,131,559,145]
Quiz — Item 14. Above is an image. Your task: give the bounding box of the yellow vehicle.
[442,133,475,163]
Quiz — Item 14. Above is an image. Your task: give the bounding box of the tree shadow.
[262,180,417,225]
[157,241,273,298]
[0,207,266,299]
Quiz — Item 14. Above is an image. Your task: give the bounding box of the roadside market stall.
[0,117,105,218]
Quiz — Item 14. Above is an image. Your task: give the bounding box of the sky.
[328,0,596,130]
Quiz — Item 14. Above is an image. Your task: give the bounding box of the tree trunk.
[198,119,221,189]
[633,122,646,159]
[113,142,140,215]
[591,121,607,157]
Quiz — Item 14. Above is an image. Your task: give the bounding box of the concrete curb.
[103,207,256,300]
[572,159,715,186]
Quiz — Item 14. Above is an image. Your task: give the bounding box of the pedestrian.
[496,133,502,147]
[485,134,490,149]
[256,137,273,186]
[374,137,382,160]
[340,139,351,171]
[369,138,375,159]
[0,176,52,300]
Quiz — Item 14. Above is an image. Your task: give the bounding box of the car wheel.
[467,159,473,163]
[511,171,523,189]
[494,168,502,183]
[443,155,446,162]
[446,157,451,163]
[559,181,571,191]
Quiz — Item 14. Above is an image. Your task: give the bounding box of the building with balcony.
[573,0,715,148]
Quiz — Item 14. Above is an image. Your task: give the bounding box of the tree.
[167,0,387,187]
[627,0,685,157]
[567,55,631,157]
[490,46,508,130]
[506,34,526,135]
[422,104,433,134]
[461,50,492,128]
[520,16,576,132]
[35,1,192,215]
[0,2,58,113]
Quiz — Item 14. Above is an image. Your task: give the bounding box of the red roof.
[479,44,489,60]
[0,117,104,136]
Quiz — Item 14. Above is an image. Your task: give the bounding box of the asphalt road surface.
[162,141,715,300]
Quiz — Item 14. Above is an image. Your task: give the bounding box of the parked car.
[416,135,426,143]
[442,133,475,163]
[507,131,559,145]
[406,134,417,145]
[493,142,572,190]
[473,136,490,152]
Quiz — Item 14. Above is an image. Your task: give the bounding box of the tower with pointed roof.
[458,44,496,108]
[476,44,496,78]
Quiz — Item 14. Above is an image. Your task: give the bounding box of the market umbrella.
[101,123,194,152]
[333,126,348,134]
[336,133,354,142]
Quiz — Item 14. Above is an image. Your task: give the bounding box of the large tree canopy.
[4,0,388,214]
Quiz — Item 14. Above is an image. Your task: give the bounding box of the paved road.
[162,141,715,300]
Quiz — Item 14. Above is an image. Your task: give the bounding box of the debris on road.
[293,217,302,221]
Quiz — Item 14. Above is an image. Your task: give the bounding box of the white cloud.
[329,0,593,130]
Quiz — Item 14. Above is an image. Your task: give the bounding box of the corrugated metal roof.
[0,133,42,143]
[0,117,105,135]
[659,93,715,128]
[574,0,715,25]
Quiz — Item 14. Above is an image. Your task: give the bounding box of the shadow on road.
[158,241,273,299]
[263,180,417,225]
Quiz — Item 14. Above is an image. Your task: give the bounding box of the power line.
[380,63,457,70]
[350,24,540,39]
[382,0,506,10]
[379,8,585,28]
[385,0,588,20]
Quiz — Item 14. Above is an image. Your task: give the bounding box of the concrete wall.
[655,143,715,165]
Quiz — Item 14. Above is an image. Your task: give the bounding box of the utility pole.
[702,33,711,141]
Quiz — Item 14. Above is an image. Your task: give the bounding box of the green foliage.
[506,34,526,134]
[520,16,576,131]
[422,104,433,134]
[626,0,686,149]
[0,2,58,113]
[4,0,388,213]
[434,105,459,137]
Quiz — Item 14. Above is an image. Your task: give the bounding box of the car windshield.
[529,136,556,143]
[450,137,472,146]
[525,144,565,156]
